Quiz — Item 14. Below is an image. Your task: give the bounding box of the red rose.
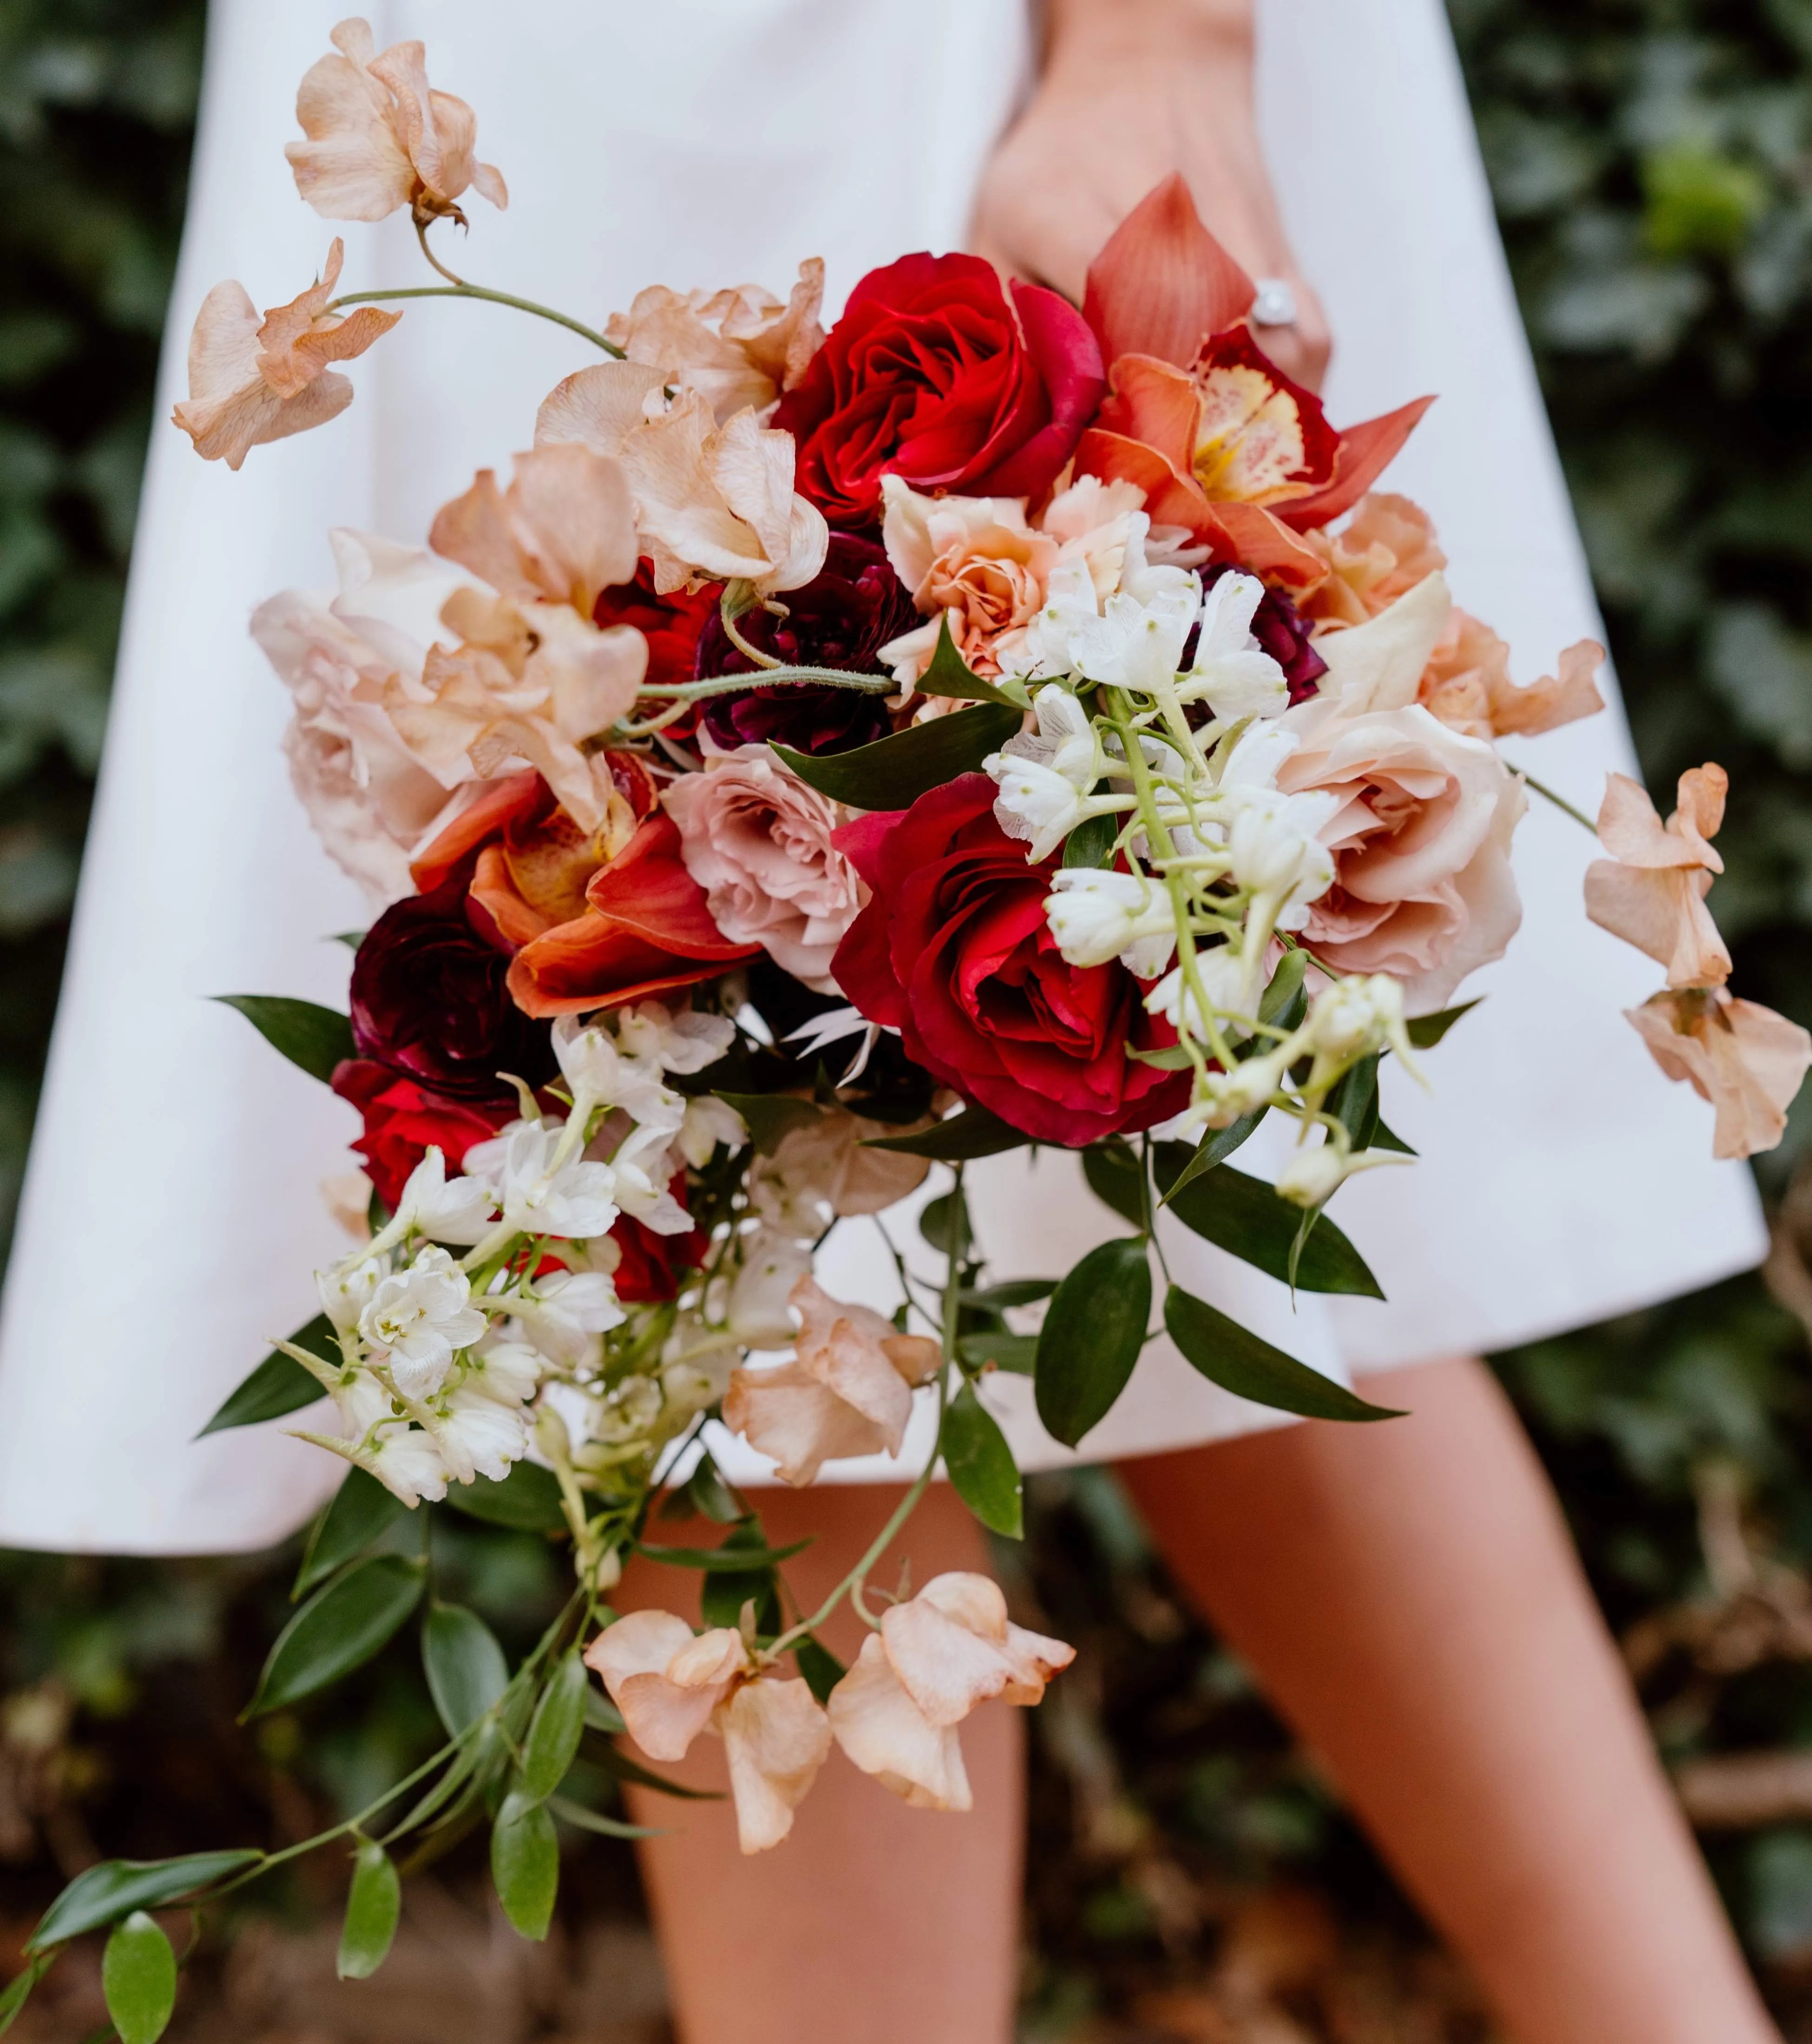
[774,253,1104,527]
[830,775,1188,1145]
[609,1179,709,1304]
[331,1061,512,1212]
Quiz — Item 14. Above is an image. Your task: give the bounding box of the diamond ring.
[1251,277,1299,328]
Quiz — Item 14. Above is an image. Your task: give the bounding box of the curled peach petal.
[287,18,505,225]
[718,1677,833,1854]
[536,361,670,458]
[1627,987,1812,1160]
[172,240,398,470]
[583,1612,745,1762]
[604,262,825,421]
[826,1631,972,1812]
[1315,572,1452,715]
[1585,766,1732,989]
[430,445,638,616]
[1486,636,1605,738]
[1304,492,1447,628]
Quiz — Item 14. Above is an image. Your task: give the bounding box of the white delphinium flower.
[589,1374,663,1448]
[319,1253,386,1334]
[727,1228,814,1345]
[1303,974,1414,1068]
[1118,518,1202,604]
[661,1313,742,1418]
[552,1015,675,1125]
[429,1383,532,1484]
[368,1424,450,1505]
[459,1338,543,1407]
[1178,574,1287,721]
[506,1268,625,1367]
[1192,1044,1297,1128]
[998,558,1102,681]
[1044,869,1176,972]
[1196,723,1339,932]
[1273,1142,1350,1210]
[985,684,1102,862]
[331,1365,394,1441]
[391,1146,495,1245]
[1144,944,1265,1042]
[608,1110,695,1237]
[466,1119,619,1238]
[677,1094,746,1169]
[616,1002,736,1074]
[358,1245,487,1399]
[1070,582,1199,696]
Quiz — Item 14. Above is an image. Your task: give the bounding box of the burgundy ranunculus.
[774,253,1105,527]
[330,1062,512,1212]
[697,534,914,754]
[1200,562,1326,704]
[349,878,557,1101]
[831,775,1189,1145]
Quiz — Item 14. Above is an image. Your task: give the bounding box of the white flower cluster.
[301,1001,743,1505]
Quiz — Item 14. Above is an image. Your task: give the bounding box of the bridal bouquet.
[18,19,1809,2034]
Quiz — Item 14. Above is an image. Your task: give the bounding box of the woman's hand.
[971,0,1331,391]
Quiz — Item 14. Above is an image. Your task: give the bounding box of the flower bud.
[595,1546,624,1593]
[1274,1143,1350,1209]
[1305,974,1406,1063]
[1044,869,1173,970]
[534,1402,573,1466]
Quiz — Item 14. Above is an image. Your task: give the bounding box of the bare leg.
[1120,1356,1778,2044]
[615,1482,1023,2044]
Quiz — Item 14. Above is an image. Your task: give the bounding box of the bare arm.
[971,0,1331,388]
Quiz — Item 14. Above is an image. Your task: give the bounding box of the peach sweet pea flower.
[287,18,506,226]
[1417,611,1606,742]
[381,448,646,831]
[584,1612,831,1854]
[661,747,867,989]
[722,1275,942,1486]
[535,365,827,598]
[826,1574,1074,1812]
[604,262,825,421]
[1626,988,1812,1161]
[251,530,475,902]
[172,240,398,470]
[757,1106,932,1227]
[1584,766,1733,990]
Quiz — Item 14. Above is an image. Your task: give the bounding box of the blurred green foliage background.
[8,0,1812,2036]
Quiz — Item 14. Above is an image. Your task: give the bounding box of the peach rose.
[660,746,866,989]
[1276,689,1526,1012]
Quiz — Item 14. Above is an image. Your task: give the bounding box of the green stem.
[631,664,897,702]
[328,284,622,357]
[1511,763,1598,833]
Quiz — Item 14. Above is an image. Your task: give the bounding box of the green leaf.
[584,1689,626,1736]
[245,1556,426,1717]
[774,701,1024,809]
[957,1331,1040,1375]
[1154,1114,1267,1207]
[1405,999,1481,1049]
[919,1187,971,1259]
[794,1637,846,1705]
[212,995,353,1084]
[101,1912,175,2044]
[1260,948,1310,1030]
[634,1537,812,1570]
[1370,1118,1417,1156]
[714,1091,823,1156]
[961,1279,1057,1310]
[587,1743,723,1800]
[521,1654,590,1804]
[545,1795,661,1840]
[862,1103,1030,1160]
[295,1467,408,1599]
[696,1521,784,1633]
[335,1840,400,1982]
[29,1853,263,1952]
[664,1455,743,1525]
[1035,1239,1152,1448]
[1155,1155,1383,1299]
[422,1604,509,1737]
[1081,1140,1148,1230]
[197,1314,335,1436]
[442,1461,569,1532]
[491,1792,558,1941]
[0,1954,52,2033]
[913,613,1020,707]
[1061,811,1119,869]
[1162,1285,1404,1422]
[944,1384,1024,1537]
[1326,1054,1381,1152]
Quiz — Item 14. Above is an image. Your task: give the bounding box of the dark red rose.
[350,877,557,1101]
[831,775,1188,1145]
[774,253,1104,527]
[331,1061,512,1212]
[697,535,914,754]
[1198,563,1326,705]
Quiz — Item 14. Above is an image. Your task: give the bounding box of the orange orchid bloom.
[1072,177,1432,589]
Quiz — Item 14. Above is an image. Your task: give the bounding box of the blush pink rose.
[1276,694,1526,1011]
[661,746,866,990]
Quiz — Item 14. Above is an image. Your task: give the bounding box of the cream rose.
[660,745,865,989]
[1276,692,1526,1011]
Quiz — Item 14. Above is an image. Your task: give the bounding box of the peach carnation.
[1304,492,1447,628]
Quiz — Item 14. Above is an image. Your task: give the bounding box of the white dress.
[0,0,1765,1550]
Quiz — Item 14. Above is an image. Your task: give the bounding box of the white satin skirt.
[0,0,1765,1549]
